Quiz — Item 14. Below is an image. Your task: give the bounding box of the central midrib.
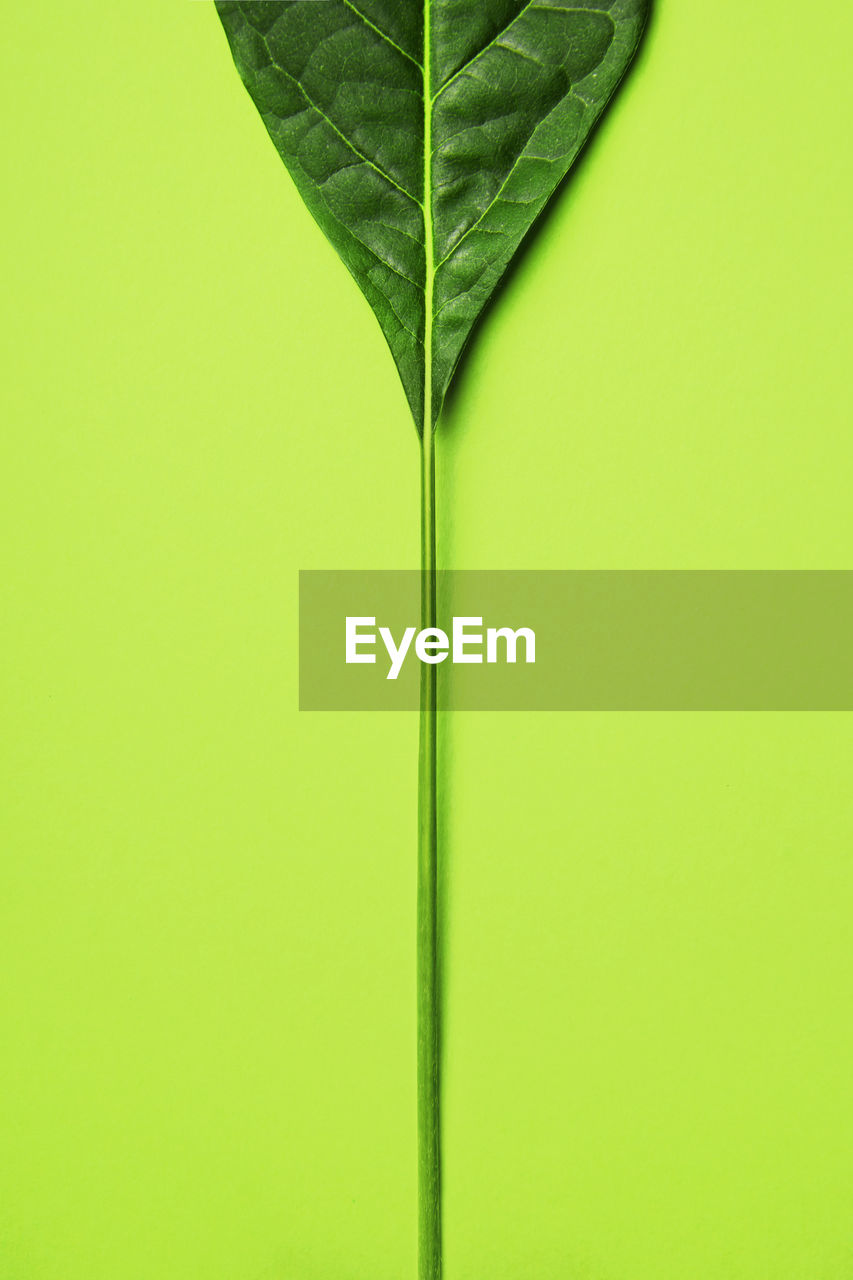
[423,0,434,432]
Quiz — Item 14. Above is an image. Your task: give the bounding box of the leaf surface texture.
[216,0,650,428]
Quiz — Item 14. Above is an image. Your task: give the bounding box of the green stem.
[418,422,440,1280]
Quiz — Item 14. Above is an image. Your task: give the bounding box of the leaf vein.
[341,0,424,71]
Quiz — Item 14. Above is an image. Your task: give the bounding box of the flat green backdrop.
[2,3,852,1278]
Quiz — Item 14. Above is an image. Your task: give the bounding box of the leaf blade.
[216,0,428,421]
[215,0,651,430]
[430,0,650,410]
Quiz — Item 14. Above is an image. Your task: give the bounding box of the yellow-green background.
[2,2,852,1277]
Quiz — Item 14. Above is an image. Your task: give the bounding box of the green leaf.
[213,10,652,1278]
[215,0,650,432]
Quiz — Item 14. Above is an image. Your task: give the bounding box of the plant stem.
[420,0,439,1264]
[418,422,440,1280]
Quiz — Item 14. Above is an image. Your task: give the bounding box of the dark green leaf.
[215,0,650,430]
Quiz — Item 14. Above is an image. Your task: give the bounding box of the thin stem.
[418,423,440,1280]
[419,2,440,1273]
